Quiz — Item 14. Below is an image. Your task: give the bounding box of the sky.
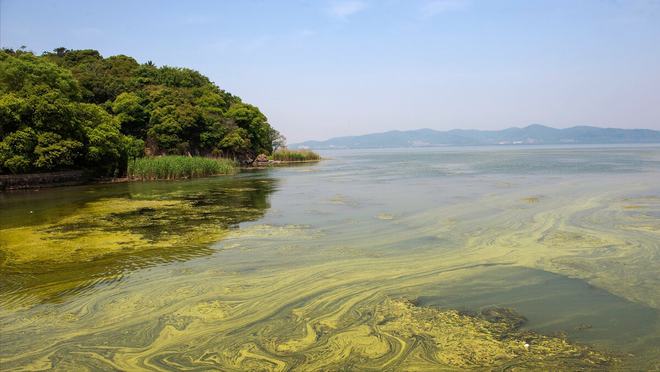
[1,0,659,143]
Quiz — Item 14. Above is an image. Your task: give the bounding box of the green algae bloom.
[1,146,659,370]
[0,176,276,307]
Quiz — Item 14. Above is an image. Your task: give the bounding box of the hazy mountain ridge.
[291,125,660,149]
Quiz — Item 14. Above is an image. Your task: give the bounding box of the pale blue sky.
[1,0,659,142]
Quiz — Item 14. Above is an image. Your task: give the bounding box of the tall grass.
[128,156,236,180]
[271,149,321,162]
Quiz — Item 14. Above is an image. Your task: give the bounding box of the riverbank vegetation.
[128,156,235,180]
[271,149,321,162]
[0,48,284,177]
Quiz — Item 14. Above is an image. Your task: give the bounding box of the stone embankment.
[0,171,89,190]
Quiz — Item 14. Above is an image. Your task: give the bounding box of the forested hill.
[0,48,283,175]
[291,124,660,149]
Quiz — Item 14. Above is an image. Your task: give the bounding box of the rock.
[256,154,268,161]
[255,154,269,163]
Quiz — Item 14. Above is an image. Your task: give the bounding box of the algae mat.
[1,146,659,370]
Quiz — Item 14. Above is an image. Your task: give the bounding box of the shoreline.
[248,159,323,168]
[1,159,323,191]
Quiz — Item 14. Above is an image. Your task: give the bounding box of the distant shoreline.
[291,124,660,150]
[296,142,660,151]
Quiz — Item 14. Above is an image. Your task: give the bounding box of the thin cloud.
[328,1,368,19]
[421,0,469,18]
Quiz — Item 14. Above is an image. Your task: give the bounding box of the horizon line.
[292,123,660,144]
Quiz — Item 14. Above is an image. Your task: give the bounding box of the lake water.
[1,145,659,370]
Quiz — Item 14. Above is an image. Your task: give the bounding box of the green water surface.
[1,145,659,370]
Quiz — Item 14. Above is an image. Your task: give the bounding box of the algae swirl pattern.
[1,147,659,370]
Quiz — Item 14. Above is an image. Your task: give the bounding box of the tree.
[219,128,251,159]
[0,93,29,134]
[34,133,84,170]
[44,49,140,103]
[271,128,286,152]
[0,48,280,175]
[0,50,81,100]
[123,136,145,160]
[78,103,125,173]
[112,92,149,138]
[225,103,273,158]
[0,128,37,173]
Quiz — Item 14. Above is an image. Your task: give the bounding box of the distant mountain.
[290,125,660,149]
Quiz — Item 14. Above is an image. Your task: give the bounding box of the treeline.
[0,48,284,175]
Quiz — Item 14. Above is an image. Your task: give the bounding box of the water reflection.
[0,175,278,307]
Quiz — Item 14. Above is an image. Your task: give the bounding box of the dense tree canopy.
[0,48,279,175]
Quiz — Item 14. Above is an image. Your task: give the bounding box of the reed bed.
[271,149,321,162]
[128,156,236,180]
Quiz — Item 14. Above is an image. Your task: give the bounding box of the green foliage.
[3,155,32,174]
[147,101,199,153]
[225,103,273,157]
[128,156,236,180]
[78,104,124,172]
[152,66,210,88]
[0,128,37,173]
[271,149,321,162]
[0,94,29,133]
[43,49,140,103]
[34,133,84,170]
[0,50,81,100]
[0,48,280,175]
[29,90,81,134]
[112,92,149,138]
[123,136,145,160]
[219,128,251,157]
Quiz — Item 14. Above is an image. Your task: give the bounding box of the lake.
[1,145,659,370]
